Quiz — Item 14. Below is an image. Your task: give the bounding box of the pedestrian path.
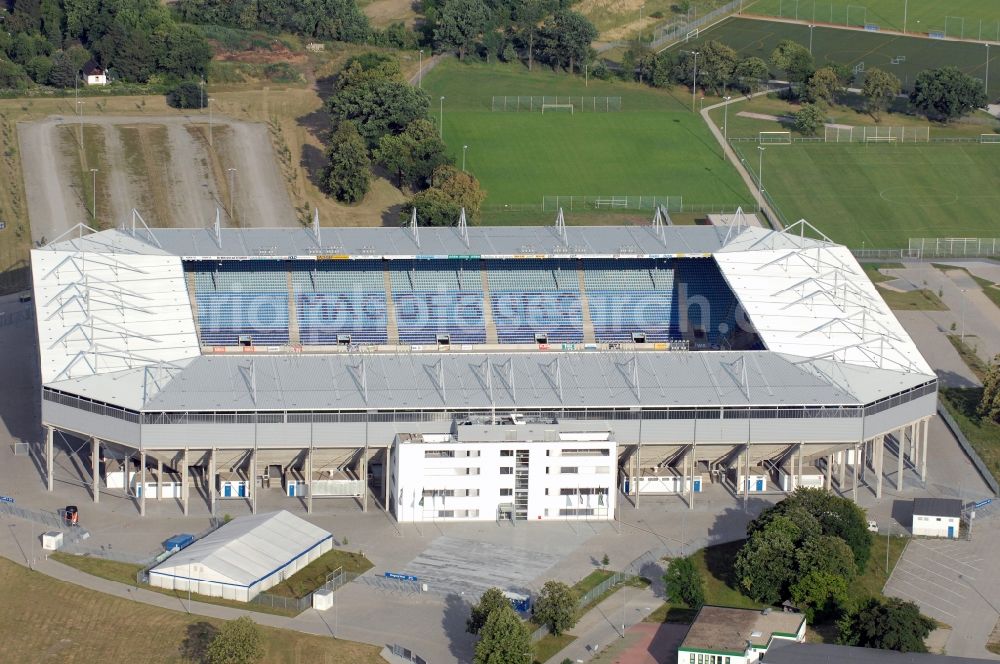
[546,585,662,663]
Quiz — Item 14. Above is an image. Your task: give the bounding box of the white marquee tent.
[149,510,333,602]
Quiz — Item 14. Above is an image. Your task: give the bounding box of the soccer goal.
[981,134,1000,144]
[758,131,792,144]
[864,136,898,144]
[541,104,574,114]
[685,28,699,42]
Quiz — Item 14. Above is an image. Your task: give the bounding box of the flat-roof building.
[677,606,806,664]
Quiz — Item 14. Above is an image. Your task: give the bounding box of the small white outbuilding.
[148,510,332,602]
[912,498,962,539]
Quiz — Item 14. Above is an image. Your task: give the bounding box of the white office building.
[389,423,616,523]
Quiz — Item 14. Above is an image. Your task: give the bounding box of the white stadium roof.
[149,510,331,588]
[33,221,934,412]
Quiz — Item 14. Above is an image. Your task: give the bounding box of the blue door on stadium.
[756,479,764,492]
[223,484,232,498]
[693,479,701,492]
[238,484,246,498]
[948,525,955,539]
[289,483,296,497]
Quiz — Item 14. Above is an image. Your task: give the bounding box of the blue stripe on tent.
[150,534,334,589]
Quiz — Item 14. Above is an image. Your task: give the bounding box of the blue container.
[164,534,195,552]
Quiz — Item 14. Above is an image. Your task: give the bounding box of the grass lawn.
[681,17,999,91]
[533,632,576,664]
[421,59,753,211]
[876,285,948,310]
[0,557,383,663]
[742,0,1000,37]
[947,334,989,380]
[50,553,299,617]
[730,141,1000,247]
[941,387,1000,484]
[933,263,1000,312]
[267,548,373,599]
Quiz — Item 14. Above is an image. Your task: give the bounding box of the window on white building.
[424,450,454,458]
[561,448,611,456]
[500,488,513,496]
[500,466,513,474]
[560,467,578,474]
[500,450,513,457]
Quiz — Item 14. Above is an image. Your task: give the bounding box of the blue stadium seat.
[673,258,742,346]
[390,261,486,344]
[583,259,677,342]
[292,262,387,345]
[187,261,290,346]
[486,260,583,343]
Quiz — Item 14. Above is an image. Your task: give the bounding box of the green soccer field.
[731,142,1000,247]
[742,0,1000,38]
[420,60,754,216]
[678,17,997,91]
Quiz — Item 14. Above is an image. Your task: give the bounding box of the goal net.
[758,131,791,144]
[542,104,574,114]
[491,96,622,112]
[980,134,1000,144]
[824,126,929,143]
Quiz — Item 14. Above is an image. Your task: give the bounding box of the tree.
[539,10,597,74]
[532,580,578,636]
[25,55,53,84]
[48,50,79,88]
[167,81,209,109]
[327,77,430,148]
[862,68,901,121]
[323,121,371,203]
[206,616,264,664]
[793,102,826,136]
[663,556,705,610]
[697,40,737,94]
[978,356,1000,422]
[513,0,552,71]
[601,553,610,569]
[770,39,814,90]
[790,569,848,622]
[733,56,769,93]
[467,587,509,635]
[374,119,450,189]
[805,67,842,105]
[434,0,488,60]
[796,535,857,581]
[0,60,30,89]
[910,66,987,122]
[473,604,531,664]
[838,597,935,652]
[733,514,801,604]
[432,165,486,217]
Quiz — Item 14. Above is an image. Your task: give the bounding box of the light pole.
[208,97,214,147]
[885,520,891,574]
[903,0,909,33]
[227,168,237,224]
[723,96,732,159]
[418,49,423,88]
[90,168,98,222]
[961,288,968,340]
[691,51,700,113]
[200,78,205,113]
[77,100,84,145]
[986,43,991,99]
[439,96,445,139]
[756,146,765,212]
[808,24,815,54]
[462,145,468,172]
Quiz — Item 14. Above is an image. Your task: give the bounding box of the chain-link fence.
[249,569,363,613]
[650,0,742,50]
[491,96,622,112]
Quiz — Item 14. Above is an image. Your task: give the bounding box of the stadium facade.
[31,214,936,521]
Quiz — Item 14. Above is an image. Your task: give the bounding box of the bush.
[533,580,578,636]
[793,102,827,136]
[207,616,264,664]
[166,81,208,109]
[664,556,705,610]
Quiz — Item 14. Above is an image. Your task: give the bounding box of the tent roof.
[149,511,331,588]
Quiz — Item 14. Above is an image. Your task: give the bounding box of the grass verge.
[876,285,948,311]
[50,552,299,617]
[532,632,576,664]
[0,557,383,663]
[266,548,373,599]
[940,387,1000,485]
[947,334,989,381]
[932,263,1000,312]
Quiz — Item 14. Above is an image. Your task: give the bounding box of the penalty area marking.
[878,187,959,206]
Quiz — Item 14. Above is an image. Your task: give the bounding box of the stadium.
[31,211,936,523]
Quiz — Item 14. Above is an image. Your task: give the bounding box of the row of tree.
[0,0,211,88]
[175,0,371,43]
[466,580,580,663]
[322,53,485,224]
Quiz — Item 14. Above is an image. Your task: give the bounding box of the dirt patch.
[362,0,418,28]
[577,0,646,16]
[215,44,309,66]
[602,16,657,41]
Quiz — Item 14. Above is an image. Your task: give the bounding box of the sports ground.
[679,17,997,91]
[742,0,1000,38]
[421,60,754,217]
[732,142,1000,247]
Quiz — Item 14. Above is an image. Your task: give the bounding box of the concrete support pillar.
[182,448,189,516]
[384,443,392,512]
[139,450,146,517]
[897,427,905,491]
[46,426,54,492]
[875,436,884,499]
[209,448,216,516]
[825,454,832,491]
[852,445,860,503]
[362,446,369,513]
[688,445,696,510]
[838,450,845,489]
[796,443,803,489]
[91,438,100,503]
[859,440,866,483]
[742,445,749,500]
[920,419,928,482]
[634,443,641,508]
[157,458,163,501]
[250,448,257,514]
[306,446,313,515]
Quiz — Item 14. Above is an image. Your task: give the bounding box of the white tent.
[148,510,332,602]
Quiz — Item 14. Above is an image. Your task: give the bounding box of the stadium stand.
[292,261,387,345]
[486,259,583,343]
[583,259,677,342]
[390,260,486,344]
[675,258,741,347]
[187,261,289,346]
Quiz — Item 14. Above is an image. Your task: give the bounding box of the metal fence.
[388,643,428,664]
[650,0,741,50]
[537,195,756,214]
[491,96,622,112]
[908,237,1000,259]
[937,402,1000,497]
[530,571,636,642]
[250,569,362,612]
